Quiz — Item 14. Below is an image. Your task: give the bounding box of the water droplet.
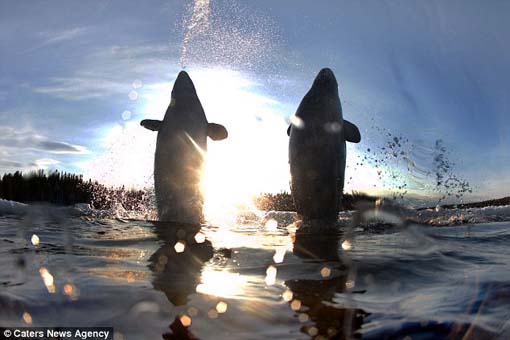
[208,309,218,319]
[290,299,301,311]
[128,90,138,100]
[188,307,198,317]
[282,290,293,302]
[63,284,74,296]
[308,327,318,336]
[265,265,277,285]
[324,122,342,133]
[132,79,143,89]
[298,313,309,323]
[22,312,33,324]
[290,115,305,129]
[320,266,331,278]
[39,267,55,293]
[273,249,285,263]
[216,301,228,313]
[180,315,192,327]
[345,279,355,289]
[194,232,206,243]
[174,241,186,253]
[121,110,132,120]
[341,240,352,250]
[31,234,40,246]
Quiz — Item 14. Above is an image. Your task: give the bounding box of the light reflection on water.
[1,212,510,339]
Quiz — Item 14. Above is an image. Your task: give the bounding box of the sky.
[0,0,509,205]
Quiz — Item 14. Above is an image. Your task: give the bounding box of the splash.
[433,139,472,205]
[180,0,211,68]
[348,121,472,206]
[177,0,280,71]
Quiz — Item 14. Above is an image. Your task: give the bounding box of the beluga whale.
[141,71,228,224]
[288,68,361,223]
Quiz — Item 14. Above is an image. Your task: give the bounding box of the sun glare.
[196,269,247,298]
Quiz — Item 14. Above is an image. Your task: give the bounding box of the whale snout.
[172,71,197,96]
[318,68,335,78]
[312,68,338,93]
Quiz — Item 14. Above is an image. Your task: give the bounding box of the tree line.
[254,191,377,212]
[0,170,151,210]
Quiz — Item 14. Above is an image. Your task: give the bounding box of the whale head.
[171,71,197,98]
[309,68,339,97]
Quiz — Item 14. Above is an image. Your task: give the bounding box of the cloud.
[24,27,88,53]
[29,158,60,168]
[0,126,90,154]
[30,44,178,101]
[0,160,24,169]
[32,76,128,101]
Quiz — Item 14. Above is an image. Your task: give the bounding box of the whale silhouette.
[288,68,361,222]
[141,71,227,223]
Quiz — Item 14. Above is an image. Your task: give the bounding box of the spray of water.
[348,122,472,207]
[180,0,211,68]
[177,0,280,71]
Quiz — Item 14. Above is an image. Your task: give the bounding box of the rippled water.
[1,208,509,339]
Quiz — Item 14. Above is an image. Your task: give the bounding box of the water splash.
[180,0,211,68]
[348,121,472,206]
[433,139,472,205]
[178,0,280,71]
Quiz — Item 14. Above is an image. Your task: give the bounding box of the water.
[1,207,509,339]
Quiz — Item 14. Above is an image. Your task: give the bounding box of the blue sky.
[1,0,509,204]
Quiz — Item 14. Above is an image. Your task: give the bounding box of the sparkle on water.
[31,234,40,246]
[265,265,277,286]
[22,312,33,325]
[39,267,56,293]
[196,270,247,298]
[174,241,186,253]
[180,315,192,327]
[215,301,228,314]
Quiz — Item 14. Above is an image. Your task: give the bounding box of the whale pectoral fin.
[344,120,361,143]
[287,125,291,136]
[207,123,228,141]
[141,119,162,131]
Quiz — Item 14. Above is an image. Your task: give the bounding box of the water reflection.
[149,222,213,306]
[287,224,368,339]
[149,222,212,339]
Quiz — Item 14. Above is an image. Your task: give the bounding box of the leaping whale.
[141,71,228,223]
[288,68,361,222]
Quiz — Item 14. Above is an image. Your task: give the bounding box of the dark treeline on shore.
[254,191,377,212]
[0,170,151,210]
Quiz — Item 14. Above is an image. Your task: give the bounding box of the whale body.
[288,68,361,222]
[141,71,227,223]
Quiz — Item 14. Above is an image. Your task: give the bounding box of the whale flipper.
[344,120,361,143]
[207,123,228,141]
[141,119,163,131]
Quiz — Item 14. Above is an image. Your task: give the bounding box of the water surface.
[1,209,509,339]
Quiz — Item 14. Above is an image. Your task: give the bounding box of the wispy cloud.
[31,43,177,101]
[0,160,24,169]
[0,127,90,154]
[24,27,88,53]
[29,158,61,168]
[33,75,128,101]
